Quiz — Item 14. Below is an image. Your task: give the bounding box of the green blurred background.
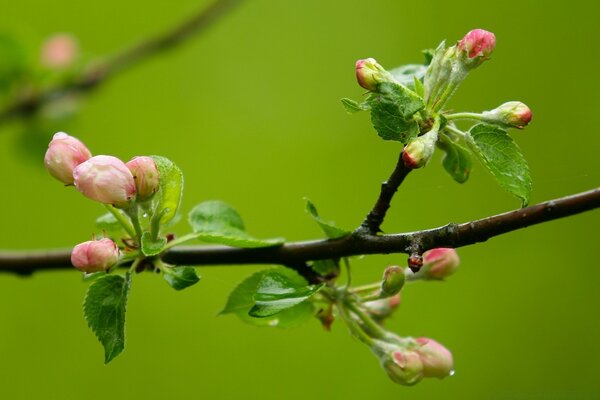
[0,0,599,398]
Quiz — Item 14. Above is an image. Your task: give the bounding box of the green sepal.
[188,200,284,248]
[466,123,532,206]
[220,267,315,328]
[249,271,324,317]
[304,198,349,239]
[163,266,201,291]
[141,232,167,257]
[438,131,473,183]
[150,156,184,226]
[83,273,131,364]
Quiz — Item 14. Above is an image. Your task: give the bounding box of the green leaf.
[311,259,339,276]
[413,76,425,98]
[249,272,324,317]
[163,266,201,291]
[150,156,184,226]
[188,201,285,248]
[83,273,131,364]
[141,232,167,256]
[341,98,366,114]
[95,212,126,235]
[438,132,473,183]
[367,82,424,143]
[467,123,532,206]
[304,198,349,239]
[388,64,427,89]
[82,271,107,282]
[220,267,315,328]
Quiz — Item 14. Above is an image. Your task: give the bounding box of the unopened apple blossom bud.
[73,155,136,208]
[364,294,401,322]
[482,101,533,129]
[372,341,424,386]
[71,238,119,273]
[41,34,78,68]
[457,29,496,68]
[415,338,454,379]
[422,248,460,279]
[356,58,395,91]
[402,135,436,169]
[126,156,159,201]
[44,132,92,185]
[381,266,405,297]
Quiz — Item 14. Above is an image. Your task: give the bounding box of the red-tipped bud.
[458,29,496,60]
[422,248,460,279]
[415,338,454,379]
[379,346,424,386]
[73,155,136,208]
[355,58,395,91]
[71,238,119,273]
[364,294,401,322]
[44,132,92,185]
[483,101,533,129]
[41,34,78,69]
[126,156,159,201]
[381,266,405,297]
[402,135,436,169]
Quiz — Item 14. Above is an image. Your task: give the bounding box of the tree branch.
[1,187,598,275]
[357,151,411,235]
[0,0,243,123]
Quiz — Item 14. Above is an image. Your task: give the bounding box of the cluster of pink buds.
[44,132,162,273]
[372,336,454,385]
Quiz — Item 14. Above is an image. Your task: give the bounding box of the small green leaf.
[84,273,131,364]
[141,232,167,256]
[388,64,427,89]
[422,48,436,65]
[311,259,339,276]
[341,98,366,114]
[95,212,126,235]
[467,123,532,206]
[413,76,425,98]
[249,272,324,317]
[367,82,424,143]
[438,132,473,183]
[188,201,284,248]
[304,198,349,239]
[220,268,315,328]
[150,156,184,226]
[163,266,201,291]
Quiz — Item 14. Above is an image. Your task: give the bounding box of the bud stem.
[336,300,375,346]
[125,205,144,242]
[104,204,137,239]
[445,112,485,121]
[345,299,388,340]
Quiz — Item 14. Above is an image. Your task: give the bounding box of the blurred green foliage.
[0,0,599,398]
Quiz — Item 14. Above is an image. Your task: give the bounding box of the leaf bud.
[482,101,533,129]
[126,156,160,201]
[73,155,136,208]
[414,337,454,379]
[380,266,405,297]
[372,340,424,386]
[355,58,395,91]
[421,248,460,279]
[44,132,92,185]
[457,29,496,68]
[71,238,119,273]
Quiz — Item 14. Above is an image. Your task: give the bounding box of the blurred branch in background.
[0,0,243,125]
[1,187,598,275]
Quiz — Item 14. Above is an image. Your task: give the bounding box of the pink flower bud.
[381,348,424,386]
[458,29,496,60]
[71,238,119,273]
[41,34,78,68]
[422,248,460,279]
[73,155,136,208]
[402,135,435,169]
[44,132,92,185]
[126,156,160,200]
[356,58,395,91]
[381,266,405,297]
[415,338,454,379]
[364,294,401,322]
[483,101,533,129]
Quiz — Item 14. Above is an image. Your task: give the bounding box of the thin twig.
[0,0,244,123]
[357,151,412,235]
[1,187,598,275]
